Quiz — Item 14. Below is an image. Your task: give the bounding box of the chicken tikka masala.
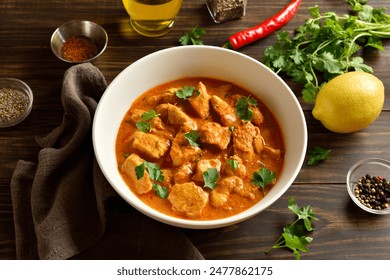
[115,77,284,220]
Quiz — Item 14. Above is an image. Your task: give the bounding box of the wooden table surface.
[1,0,390,260]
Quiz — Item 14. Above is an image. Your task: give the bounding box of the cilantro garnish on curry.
[115,78,285,220]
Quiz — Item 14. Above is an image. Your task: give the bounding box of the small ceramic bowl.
[50,20,108,63]
[0,78,33,128]
[347,158,390,214]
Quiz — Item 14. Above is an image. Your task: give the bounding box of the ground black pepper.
[354,174,390,210]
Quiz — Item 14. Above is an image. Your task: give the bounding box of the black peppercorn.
[354,175,390,210]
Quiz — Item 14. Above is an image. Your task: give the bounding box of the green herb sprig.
[203,168,219,190]
[235,96,258,122]
[184,130,200,147]
[263,0,390,103]
[179,26,206,45]
[266,197,318,260]
[175,86,198,100]
[306,146,331,166]
[135,110,160,133]
[135,161,167,199]
[252,167,276,191]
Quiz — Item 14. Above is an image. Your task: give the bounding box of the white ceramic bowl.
[93,46,307,229]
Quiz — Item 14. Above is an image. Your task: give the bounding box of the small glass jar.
[206,0,247,23]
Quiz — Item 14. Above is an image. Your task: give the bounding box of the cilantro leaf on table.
[306,146,331,166]
[263,1,390,103]
[266,197,318,260]
[179,26,206,46]
[252,168,276,191]
[203,168,219,190]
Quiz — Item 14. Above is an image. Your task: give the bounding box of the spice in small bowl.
[51,20,108,63]
[0,78,33,128]
[61,35,99,62]
[347,158,390,214]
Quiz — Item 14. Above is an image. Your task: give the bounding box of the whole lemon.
[312,71,384,133]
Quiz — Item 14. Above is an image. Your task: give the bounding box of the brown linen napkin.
[10,63,204,260]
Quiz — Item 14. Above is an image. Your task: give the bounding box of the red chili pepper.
[224,0,302,50]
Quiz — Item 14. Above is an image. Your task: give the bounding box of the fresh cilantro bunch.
[266,197,318,260]
[263,0,390,103]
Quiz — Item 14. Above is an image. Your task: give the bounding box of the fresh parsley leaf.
[135,161,166,198]
[266,197,318,260]
[145,162,164,182]
[135,162,146,180]
[227,159,238,170]
[179,26,206,46]
[136,121,151,133]
[235,96,258,122]
[203,168,219,190]
[175,86,197,99]
[141,110,159,121]
[306,146,331,166]
[135,110,159,133]
[184,130,200,147]
[252,168,276,191]
[153,184,168,199]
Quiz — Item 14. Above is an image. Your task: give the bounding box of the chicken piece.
[156,103,194,127]
[253,135,265,154]
[192,159,221,183]
[161,168,174,190]
[210,95,237,126]
[210,176,244,207]
[262,146,283,159]
[199,122,231,150]
[251,106,265,126]
[131,131,170,161]
[128,109,164,130]
[168,182,209,218]
[121,153,153,194]
[174,163,194,184]
[188,82,210,119]
[170,132,201,167]
[232,122,261,162]
[146,88,179,106]
[224,155,246,177]
[210,176,255,208]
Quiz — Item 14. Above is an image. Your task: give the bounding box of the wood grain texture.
[1,0,390,259]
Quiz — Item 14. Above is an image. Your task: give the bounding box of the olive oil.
[122,0,183,37]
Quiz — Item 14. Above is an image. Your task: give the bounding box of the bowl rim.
[0,77,33,128]
[93,45,308,228]
[346,157,390,214]
[50,19,108,64]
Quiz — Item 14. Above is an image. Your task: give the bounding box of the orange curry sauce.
[115,77,284,220]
